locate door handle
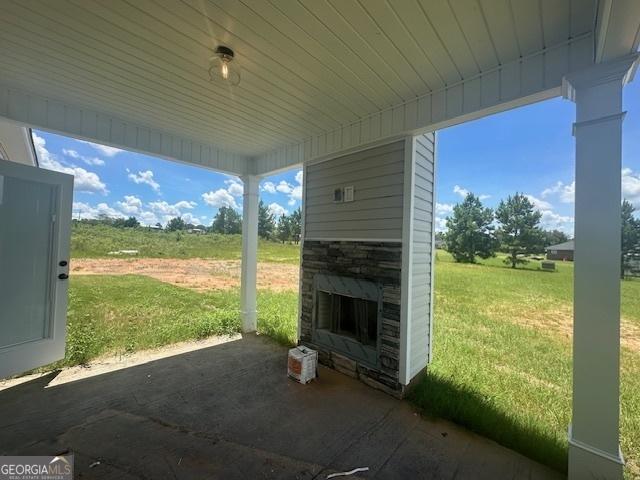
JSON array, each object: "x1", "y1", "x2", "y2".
[{"x1": 58, "y1": 273, "x2": 69, "y2": 280}]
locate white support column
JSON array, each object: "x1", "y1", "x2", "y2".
[
  {"x1": 562, "y1": 53, "x2": 638, "y2": 480},
  {"x1": 240, "y1": 174, "x2": 259, "y2": 333}
]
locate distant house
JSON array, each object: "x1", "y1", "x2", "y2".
[{"x1": 546, "y1": 240, "x2": 574, "y2": 261}]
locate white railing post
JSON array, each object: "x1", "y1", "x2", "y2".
[
  {"x1": 240, "y1": 174, "x2": 259, "y2": 333},
  {"x1": 562, "y1": 53, "x2": 638, "y2": 480}
]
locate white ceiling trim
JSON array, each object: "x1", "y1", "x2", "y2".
[
  {"x1": 0, "y1": 82, "x2": 249, "y2": 176},
  {"x1": 253, "y1": 33, "x2": 595, "y2": 176}
]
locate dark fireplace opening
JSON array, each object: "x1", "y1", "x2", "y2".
[
  {"x1": 312, "y1": 274, "x2": 382, "y2": 367},
  {"x1": 316, "y1": 291, "x2": 377, "y2": 346}
]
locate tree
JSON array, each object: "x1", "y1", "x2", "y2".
[
  {"x1": 495, "y1": 193, "x2": 544, "y2": 268},
  {"x1": 444, "y1": 193, "x2": 497, "y2": 263},
  {"x1": 258, "y1": 200, "x2": 275, "y2": 239},
  {"x1": 543, "y1": 229, "x2": 569, "y2": 247},
  {"x1": 276, "y1": 214, "x2": 291, "y2": 244},
  {"x1": 123, "y1": 216, "x2": 140, "y2": 228},
  {"x1": 166, "y1": 217, "x2": 186, "y2": 232},
  {"x1": 289, "y1": 207, "x2": 302, "y2": 244},
  {"x1": 621, "y1": 199, "x2": 640, "y2": 277},
  {"x1": 212, "y1": 206, "x2": 242, "y2": 234}
]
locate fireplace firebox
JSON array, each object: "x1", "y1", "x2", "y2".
[{"x1": 312, "y1": 274, "x2": 382, "y2": 368}]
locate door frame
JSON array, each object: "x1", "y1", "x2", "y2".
[{"x1": 0, "y1": 159, "x2": 73, "y2": 378}]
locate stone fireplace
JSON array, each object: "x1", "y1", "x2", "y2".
[
  {"x1": 300, "y1": 241, "x2": 402, "y2": 394},
  {"x1": 298, "y1": 136, "x2": 436, "y2": 397}
]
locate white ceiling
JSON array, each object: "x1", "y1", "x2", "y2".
[{"x1": 0, "y1": 0, "x2": 637, "y2": 165}]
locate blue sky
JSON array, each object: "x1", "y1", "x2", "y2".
[{"x1": 34, "y1": 80, "x2": 640, "y2": 234}]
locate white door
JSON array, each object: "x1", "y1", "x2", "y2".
[{"x1": 0, "y1": 159, "x2": 73, "y2": 379}]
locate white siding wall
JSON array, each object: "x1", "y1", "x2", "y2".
[
  {"x1": 408, "y1": 133, "x2": 436, "y2": 379},
  {"x1": 304, "y1": 141, "x2": 405, "y2": 241},
  {"x1": 0, "y1": 119, "x2": 36, "y2": 166}
]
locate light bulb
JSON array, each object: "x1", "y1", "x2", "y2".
[{"x1": 209, "y1": 45, "x2": 241, "y2": 86}]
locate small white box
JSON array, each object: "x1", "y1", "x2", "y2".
[
  {"x1": 287, "y1": 346, "x2": 318, "y2": 384},
  {"x1": 343, "y1": 185, "x2": 354, "y2": 202}
]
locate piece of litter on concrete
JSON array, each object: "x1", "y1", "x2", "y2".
[
  {"x1": 178, "y1": 457, "x2": 182, "y2": 466},
  {"x1": 89, "y1": 461, "x2": 100, "y2": 468},
  {"x1": 326, "y1": 467, "x2": 369, "y2": 478}
]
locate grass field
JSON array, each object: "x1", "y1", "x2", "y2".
[
  {"x1": 70, "y1": 223, "x2": 300, "y2": 264},
  {"x1": 59, "y1": 275, "x2": 297, "y2": 368},
  {"x1": 411, "y1": 251, "x2": 639, "y2": 476},
  {"x1": 56, "y1": 227, "x2": 639, "y2": 476}
]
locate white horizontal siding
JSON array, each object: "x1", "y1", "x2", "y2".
[
  {"x1": 304, "y1": 141, "x2": 404, "y2": 241},
  {"x1": 0, "y1": 83, "x2": 249, "y2": 175},
  {"x1": 254, "y1": 34, "x2": 594, "y2": 175},
  {"x1": 409, "y1": 133, "x2": 436, "y2": 380}
]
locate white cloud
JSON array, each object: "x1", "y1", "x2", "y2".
[
  {"x1": 434, "y1": 204, "x2": 455, "y2": 233},
  {"x1": 276, "y1": 180, "x2": 293, "y2": 194},
  {"x1": 81, "y1": 156, "x2": 105, "y2": 166},
  {"x1": 261, "y1": 181, "x2": 277, "y2": 194},
  {"x1": 225, "y1": 178, "x2": 244, "y2": 197},
  {"x1": 128, "y1": 170, "x2": 160, "y2": 192},
  {"x1": 289, "y1": 185, "x2": 303, "y2": 205},
  {"x1": 525, "y1": 194, "x2": 553, "y2": 211},
  {"x1": 541, "y1": 169, "x2": 640, "y2": 209},
  {"x1": 63, "y1": 148, "x2": 105, "y2": 166},
  {"x1": 202, "y1": 189, "x2": 239, "y2": 209},
  {"x1": 72, "y1": 201, "x2": 122, "y2": 219},
  {"x1": 173, "y1": 200, "x2": 197, "y2": 210},
  {"x1": 453, "y1": 184, "x2": 489, "y2": 200},
  {"x1": 62, "y1": 149, "x2": 80, "y2": 159},
  {"x1": 436, "y1": 203, "x2": 454, "y2": 216},
  {"x1": 115, "y1": 195, "x2": 143, "y2": 215},
  {"x1": 268, "y1": 202, "x2": 287, "y2": 218},
  {"x1": 541, "y1": 181, "x2": 575, "y2": 203},
  {"x1": 80, "y1": 141, "x2": 123, "y2": 157},
  {"x1": 73, "y1": 196, "x2": 200, "y2": 227},
  {"x1": 264, "y1": 173, "x2": 304, "y2": 206},
  {"x1": 453, "y1": 185, "x2": 468, "y2": 198},
  {"x1": 34, "y1": 133, "x2": 108, "y2": 195},
  {"x1": 539, "y1": 210, "x2": 574, "y2": 234},
  {"x1": 149, "y1": 200, "x2": 196, "y2": 217},
  {"x1": 435, "y1": 216, "x2": 448, "y2": 232},
  {"x1": 622, "y1": 168, "x2": 640, "y2": 208}
]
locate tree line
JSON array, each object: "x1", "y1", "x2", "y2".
[
  {"x1": 73, "y1": 201, "x2": 303, "y2": 244},
  {"x1": 442, "y1": 192, "x2": 640, "y2": 273}
]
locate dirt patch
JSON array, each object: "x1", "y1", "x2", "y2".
[
  {"x1": 484, "y1": 304, "x2": 640, "y2": 353},
  {"x1": 71, "y1": 258, "x2": 299, "y2": 292}
]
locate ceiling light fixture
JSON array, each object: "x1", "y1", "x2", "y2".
[{"x1": 209, "y1": 45, "x2": 241, "y2": 86}]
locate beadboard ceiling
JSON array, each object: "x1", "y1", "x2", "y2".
[{"x1": 0, "y1": 0, "x2": 604, "y2": 158}]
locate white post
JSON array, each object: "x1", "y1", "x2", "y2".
[
  {"x1": 240, "y1": 174, "x2": 259, "y2": 333},
  {"x1": 562, "y1": 53, "x2": 638, "y2": 480}
]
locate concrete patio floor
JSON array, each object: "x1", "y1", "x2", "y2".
[{"x1": 0, "y1": 335, "x2": 562, "y2": 479}]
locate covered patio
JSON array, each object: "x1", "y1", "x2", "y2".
[
  {"x1": 0, "y1": 334, "x2": 561, "y2": 479},
  {"x1": 1, "y1": 1, "x2": 639, "y2": 478}
]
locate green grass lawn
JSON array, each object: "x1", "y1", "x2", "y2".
[
  {"x1": 54, "y1": 275, "x2": 297, "y2": 369},
  {"x1": 70, "y1": 223, "x2": 300, "y2": 264},
  {"x1": 410, "y1": 251, "x2": 640, "y2": 477},
  {"x1": 56, "y1": 233, "x2": 639, "y2": 476}
]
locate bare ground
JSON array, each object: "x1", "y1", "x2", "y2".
[
  {"x1": 482, "y1": 304, "x2": 640, "y2": 353},
  {"x1": 71, "y1": 258, "x2": 299, "y2": 292},
  {"x1": 71, "y1": 258, "x2": 640, "y2": 352}
]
